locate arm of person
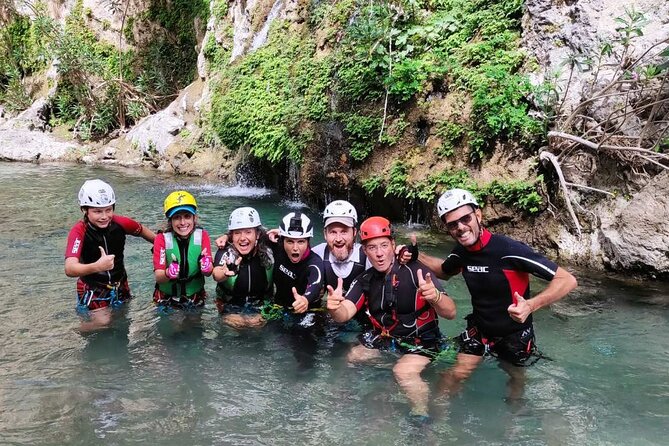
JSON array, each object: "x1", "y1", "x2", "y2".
[
  {"x1": 152, "y1": 233, "x2": 171, "y2": 284},
  {"x1": 326, "y1": 277, "x2": 358, "y2": 323},
  {"x1": 114, "y1": 215, "x2": 154, "y2": 243},
  {"x1": 64, "y1": 251, "x2": 113, "y2": 278},
  {"x1": 139, "y1": 225, "x2": 156, "y2": 243},
  {"x1": 520, "y1": 267, "x2": 578, "y2": 315},
  {"x1": 417, "y1": 252, "x2": 449, "y2": 279},
  {"x1": 199, "y1": 231, "x2": 214, "y2": 277},
  {"x1": 64, "y1": 222, "x2": 114, "y2": 277},
  {"x1": 212, "y1": 248, "x2": 229, "y2": 282},
  {"x1": 416, "y1": 267, "x2": 456, "y2": 320},
  {"x1": 506, "y1": 243, "x2": 578, "y2": 322}
]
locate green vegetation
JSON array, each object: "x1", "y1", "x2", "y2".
[
  {"x1": 326, "y1": 0, "x2": 542, "y2": 160},
  {"x1": 0, "y1": 0, "x2": 208, "y2": 139},
  {"x1": 365, "y1": 161, "x2": 543, "y2": 214},
  {"x1": 435, "y1": 120, "x2": 465, "y2": 157},
  {"x1": 0, "y1": 9, "x2": 49, "y2": 112},
  {"x1": 208, "y1": 23, "x2": 331, "y2": 163}
]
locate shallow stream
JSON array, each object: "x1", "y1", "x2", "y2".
[{"x1": 0, "y1": 162, "x2": 667, "y2": 445}]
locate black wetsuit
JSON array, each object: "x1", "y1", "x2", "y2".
[
  {"x1": 214, "y1": 246, "x2": 273, "y2": 310},
  {"x1": 270, "y1": 241, "x2": 324, "y2": 309},
  {"x1": 441, "y1": 229, "x2": 558, "y2": 364},
  {"x1": 346, "y1": 260, "x2": 444, "y2": 348}
]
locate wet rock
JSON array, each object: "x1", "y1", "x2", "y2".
[
  {"x1": 600, "y1": 171, "x2": 669, "y2": 275},
  {"x1": 0, "y1": 128, "x2": 82, "y2": 161},
  {"x1": 3, "y1": 98, "x2": 51, "y2": 132}
]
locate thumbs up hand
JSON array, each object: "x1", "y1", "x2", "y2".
[
  {"x1": 326, "y1": 277, "x2": 345, "y2": 312},
  {"x1": 166, "y1": 254, "x2": 180, "y2": 279},
  {"x1": 508, "y1": 292, "x2": 532, "y2": 323},
  {"x1": 417, "y1": 268, "x2": 440, "y2": 304},
  {"x1": 96, "y1": 246, "x2": 115, "y2": 272},
  {"x1": 291, "y1": 287, "x2": 309, "y2": 314}
]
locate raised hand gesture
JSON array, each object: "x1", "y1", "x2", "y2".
[
  {"x1": 291, "y1": 287, "x2": 309, "y2": 314},
  {"x1": 417, "y1": 268, "x2": 440, "y2": 304},
  {"x1": 96, "y1": 246, "x2": 115, "y2": 272},
  {"x1": 508, "y1": 292, "x2": 532, "y2": 323},
  {"x1": 326, "y1": 277, "x2": 345, "y2": 312}
]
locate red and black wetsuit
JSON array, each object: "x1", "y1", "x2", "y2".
[
  {"x1": 441, "y1": 229, "x2": 558, "y2": 364},
  {"x1": 65, "y1": 215, "x2": 143, "y2": 309},
  {"x1": 345, "y1": 261, "x2": 444, "y2": 351}
]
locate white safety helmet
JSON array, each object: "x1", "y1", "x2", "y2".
[
  {"x1": 228, "y1": 207, "x2": 262, "y2": 231},
  {"x1": 323, "y1": 200, "x2": 357, "y2": 228},
  {"x1": 437, "y1": 188, "x2": 478, "y2": 218},
  {"x1": 278, "y1": 212, "x2": 313, "y2": 238},
  {"x1": 78, "y1": 179, "x2": 116, "y2": 207}
]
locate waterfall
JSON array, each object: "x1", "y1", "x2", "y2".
[
  {"x1": 230, "y1": 0, "x2": 259, "y2": 61},
  {"x1": 230, "y1": 0, "x2": 286, "y2": 62},
  {"x1": 250, "y1": 0, "x2": 284, "y2": 51}
]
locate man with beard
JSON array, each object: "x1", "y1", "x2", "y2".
[{"x1": 312, "y1": 200, "x2": 370, "y2": 294}]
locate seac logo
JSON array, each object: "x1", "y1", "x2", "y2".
[
  {"x1": 72, "y1": 238, "x2": 81, "y2": 254},
  {"x1": 467, "y1": 265, "x2": 489, "y2": 273},
  {"x1": 279, "y1": 264, "x2": 296, "y2": 279}
]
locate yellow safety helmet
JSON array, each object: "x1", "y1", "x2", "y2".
[{"x1": 164, "y1": 191, "x2": 198, "y2": 218}]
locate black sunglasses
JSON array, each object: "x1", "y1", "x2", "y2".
[{"x1": 445, "y1": 212, "x2": 475, "y2": 232}]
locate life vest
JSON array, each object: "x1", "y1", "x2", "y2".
[
  {"x1": 157, "y1": 228, "x2": 205, "y2": 297},
  {"x1": 322, "y1": 244, "x2": 367, "y2": 291}
]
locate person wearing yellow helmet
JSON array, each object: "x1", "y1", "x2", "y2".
[
  {"x1": 65, "y1": 179, "x2": 155, "y2": 331},
  {"x1": 152, "y1": 191, "x2": 214, "y2": 310}
]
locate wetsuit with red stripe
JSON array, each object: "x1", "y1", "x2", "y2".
[
  {"x1": 65, "y1": 215, "x2": 143, "y2": 309},
  {"x1": 345, "y1": 261, "x2": 444, "y2": 343},
  {"x1": 440, "y1": 229, "x2": 557, "y2": 337}
]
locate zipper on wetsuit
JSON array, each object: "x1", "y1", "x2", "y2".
[{"x1": 103, "y1": 234, "x2": 111, "y2": 283}]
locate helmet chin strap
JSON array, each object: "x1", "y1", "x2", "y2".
[{"x1": 465, "y1": 218, "x2": 488, "y2": 252}]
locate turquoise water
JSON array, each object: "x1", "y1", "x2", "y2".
[{"x1": 0, "y1": 161, "x2": 667, "y2": 445}]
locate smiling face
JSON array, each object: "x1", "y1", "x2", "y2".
[
  {"x1": 170, "y1": 211, "x2": 196, "y2": 238},
  {"x1": 443, "y1": 205, "x2": 482, "y2": 247},
  {"x1": 84, "y1": 205, "x2": 114, "y2": 229},
  {"x1": 283, "y1": 237, "x2": 309, "y2": 263},
  {"x1": 324, "y1": 223, "x2": 356, "y2": 261},
  {"x1": 231, "y1": 228, "x2": 258, "y2": 256},
  {"x1": 362, "y1": 236, "x2": 395, "y2": 273}
]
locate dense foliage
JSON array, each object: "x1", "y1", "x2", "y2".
[{"x1": 0, "y1": 0, "x2": 208, "y2": 139}]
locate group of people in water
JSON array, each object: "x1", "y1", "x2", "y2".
[{"x1": 65, "y1": 179, "x2": 578, "y2": 419}]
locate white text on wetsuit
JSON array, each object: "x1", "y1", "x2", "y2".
[
  {"x1": 279, "y1": 264, "x2": 296, "y2": 279},
  {"x1": 467, "y1": 265, "x2": 489, "y2": 273}
]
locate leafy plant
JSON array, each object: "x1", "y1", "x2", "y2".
[{"x1": 208, "y1": 23, "x2": 332, "y2": 164}]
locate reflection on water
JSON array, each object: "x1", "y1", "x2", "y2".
[{"x1": 1, "y1": 161, "x2": 668, "y2": 445}]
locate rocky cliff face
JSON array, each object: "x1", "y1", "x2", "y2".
[{"x1": 1, "y1": 0, "x2": 668, "y2": 276}]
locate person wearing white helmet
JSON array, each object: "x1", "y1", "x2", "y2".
[
  {"x1": 64, "y1": 179, "x2": 155, "y2": 329},
  {"x1": 415, "y1": 188, "x2": 577, "y2": 399},
  {"x1": 270, "y1": 211, "x2": 324, "y2": 314},
  {"x1": 212, "y1": 207, "x2": 274, "y2": 328},
  {"x1": 312, "y1": 200, "x2": 370, "y2": 292}
]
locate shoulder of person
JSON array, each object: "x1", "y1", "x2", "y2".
[{"x1": 311, "y1": 242, "x2": 326, "y2": 258}]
